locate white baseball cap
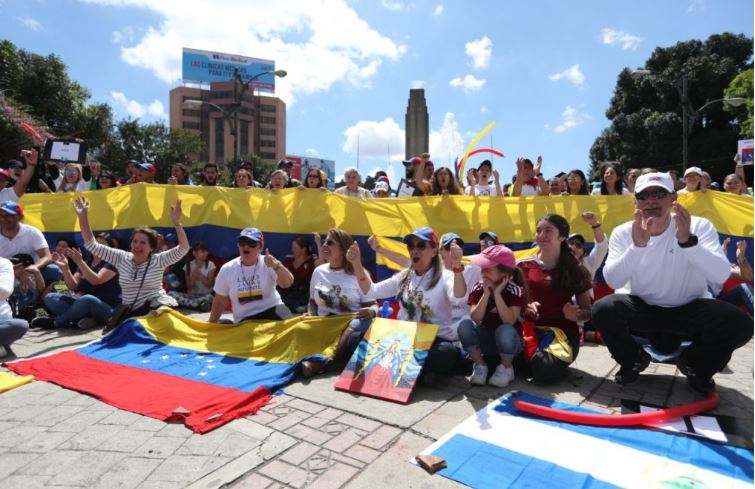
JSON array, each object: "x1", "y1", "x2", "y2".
[
  {"x1": 683, "y1": 166, "x2": 703, "y2": 178},
  {"x1": 634, "y1": 172, "x2": 675, "y2": 194}
]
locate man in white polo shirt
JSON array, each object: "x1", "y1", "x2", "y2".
[
  {"x1": 591, "y1": 172, "x2": 752, "y2": 395},
  {"x1": 0, "y1": 201, "x2": 61, "y2": 287}
]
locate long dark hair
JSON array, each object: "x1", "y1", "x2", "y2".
[
  {"x1": 539, "y1": 214, "x2": 592, "y2": 295},
  {"x1": 431, "y1": 166, "x2": 462, "y2": 195},
  {"x1": 304, "y1": 168, "x2": 325, "y2": 188},
  {"x1": 598, "y1": 163, "x2": 625, "y2": 195},
  {"x1": 567, "y1": 169, "x2": 589, "y2": 195},
  {"x1": 496, "y1": 264, "x2": 529, "y2": 303},
  {"x1": 397, "y1": 245, "x2": 443, "y2": 295},
  {"x1": 326, "y1": 228, "x2": 356, "y2": 275}
]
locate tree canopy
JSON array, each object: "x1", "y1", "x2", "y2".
[
  {"x1": 590, "y1": 33, "x2": 753, "y2": 182},
  {"x1": 724, "y1": 68, "x2": 754, "y2": 138}
]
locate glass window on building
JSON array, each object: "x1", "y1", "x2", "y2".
[{"x1": 240, "y1": 121, "x2": 249, "y2": 157}]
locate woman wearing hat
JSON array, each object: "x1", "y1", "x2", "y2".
[
  {"x1": 458, "y1": 245, "x2": 529, "y2": 387},
  {"x1": 209, "y1": 228, "x2": 294, "y2": 323},
  {"x1": 73, "y1": 196, "x2": 189, "y2": 329},
  {"x1": 368, "y1": 227, "x2": 468, "y2": 376},
  {"x1": 677, "y1": 167, "x2": 704, "y2": 194},
  {"x1": 518, "y1": 214, "x2": 593, "y2": 382}
]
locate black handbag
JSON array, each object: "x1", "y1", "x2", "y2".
[{"x1": 103, "y1": 256, "x2": 151, "y2": 335}]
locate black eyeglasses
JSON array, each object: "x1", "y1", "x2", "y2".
[
  {"x1": 238, "y1": 239, "x2": 260, "y2": 248},
  {"x1": 407, "y1": 241, "x2": 432, "y2": 251},
  {"x1": 636, "y1": 189, "x2": 670, "y2": 201},
  {"x1": 323, "y1": 239, "x2": 337, "y2": 246}
]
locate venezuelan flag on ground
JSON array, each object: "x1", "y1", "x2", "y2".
[{"x1": 5, "y1": 309, "x2": 351, "y2": 433}]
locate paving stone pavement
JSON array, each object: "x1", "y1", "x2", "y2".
[{"x1": 1, "y1": 315, "x2": 752, "y2": 489}]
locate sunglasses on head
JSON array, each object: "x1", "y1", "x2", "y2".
[
  {"x1": 238, "y1": 239, "x2": 260, "y2": 248},
  {"x1": 636, "y1": 189, "x2": 670, "y2": 201},
  {"x1": 407, "y1": 241, "x2": 432, "y2": 251}
]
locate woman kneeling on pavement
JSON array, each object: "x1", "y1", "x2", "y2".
[
  {"x1": 367, "y1": 227, "x2": 467, "y2": 378},
  {"x1": 33, "y1": 233, "x2": 121, "y2": 330},
  {"x1": 302, "y1": 228, "x2": 377, "y2": 377},
  {"x1": 73, "y1": 197, "x2": 190, "y2": 329},
  {"x1": 208, "y1": 228, "x2": 294, "y2": 323},
  {"x1": 517, "y1": 214, "x2": 592, "y2": 383}
]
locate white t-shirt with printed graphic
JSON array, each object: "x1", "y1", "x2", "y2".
[
  {"x1": 214, "y1": 257, "x2": 283, "y2": 323},
  {"x1": 309, "y1": 264, "x2": 372, "y2": 316},
  {"x1": 370, "y1": 268, "x2": 458, "y2": 340}
]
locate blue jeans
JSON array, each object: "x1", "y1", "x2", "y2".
[
  {"x1": 44, "y1": 293, "x2": 113, "y2": 327},
  {"x1": 0, "y1": 318, "x2": 29, "y2": 349},
  {"x1": 457, "y1": 319, "x2": 523, "y2": 362},
  {"x1": 720, "y1": 283, "x2": 754, "y2": 316},
  {"x1": 41, "y1": 264, "x2": 63, "y2": 288},
  {"x1": 344, "y1": 317, "x2": 373, "y2": 357}
]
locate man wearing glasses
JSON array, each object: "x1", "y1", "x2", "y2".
[{"x1": 591, "y1": 172, "x2": 752, "y2": 394}]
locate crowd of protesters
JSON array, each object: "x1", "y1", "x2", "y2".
[{"x1": 0, "y1": 147, "x2": 751, "y2": 396}]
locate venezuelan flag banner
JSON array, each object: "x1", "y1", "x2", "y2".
[
  {"x1": 19, "y1": 185, "x2": 753, "y2": 272},
  {"x1": 5, "y1": 308, "x2": 351, "y2": 433},
  {"x1": 419, "y1": 392, "x2": 753, "y2": 489}
]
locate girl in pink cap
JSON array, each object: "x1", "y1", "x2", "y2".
[{"x1": 457, "y1": 245, "x2": 528, "y2": 387}]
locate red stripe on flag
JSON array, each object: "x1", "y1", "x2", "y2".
[{"x1": 6, "y1": 351, "x2": 272, "y2": 433}]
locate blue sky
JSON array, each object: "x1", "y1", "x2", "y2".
[{"x1": 3, "y1": 0, "x2": 753, "y2": 183}]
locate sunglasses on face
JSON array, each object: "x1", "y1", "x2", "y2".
[
  {"x1": 636, "y1": 189, "x2": 670, "y2": 201},
  {"x1": 323, "y1": 239, "x2": 337, "y2": 246},
  {"x1": 479, "y1": 239, "x2": 495, "y2": 247},
  {"x1": 566, "y1": 176, "x2": 580, "y2": 182},
  {"x1": 568, "y1": 241, "x2": 585, "y2": 249},
  {"x1": 64, "y1": 169, "x2": 79, "y2": 175},
  {"x1": 238, "y1": 239, "x2": 260, "y2": 248},
  {"x1": 406, "y1": 241, "x2": 432, "y2": 251}
]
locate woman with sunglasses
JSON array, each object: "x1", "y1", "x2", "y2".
[
  {"x1": 302, "y1": 229, "x2": 376, "y2": 377},
  {"x1": 368, "y1": 227, "x2": 468, "y2": 377},
  {"x1": 209, "y1": 228, "x2": 294, "y2": 323},
  {"x1": 519, "y1": 214, "x2": 593, "y2": 383},
  {"x1": 563, "y1": 169, "x2": 589, "y2": 195},
  {"x1": 299, "y1": 168, "x2": 329, "y2": 191},
  {"x1": 431, "y1": 167, "x2": 462, "y2": 195},
  {"x1": 73, "y1": 196, "x2": 190, "y2": 326},
  {"x1": 55, "y1": 163, "x2": 91, "y2": 193},
  {"x1": 591, "y1": 163, "x2": 629, "y2": 196},
  {"x1": 96, "y1": 171, "x2": 117, "y2": 190}
]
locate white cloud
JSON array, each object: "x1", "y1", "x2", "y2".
[
  {"x1": 85, "y1": 0, "x2": 406, "y2": 106},
  {"x1": 109, "y1": 91, "x2": 167, "y2": 120},
  {"x1": 342, "y1": 117, "x2": 405, "y2": 161},
  {"x1": 480, "y1": 106, "x2": 488, "y2": 113},
  {"x1": 341, "y1": 112, "x2": 464, "y2": 168},
  {"x1": 429, "y1": 112, "x2": 464, "y2": 166},
  {"x1": 18, "y1": 17, "x2": 43, "y2": 31},
  {"x1": 548, "y1": 64, "x2": 585, "y2": 86},
  {"x1": 305, "y1": 148, "x2": 319, "y2": 156},
  {"x1": 410, "y1": 80, "x2": 425, "y2": 89},
  {"x1": 601, "y1": 28, "x2": 643, "y2": 51},
  {"x1": 112, "y1": 26, "x2": 136, "y2": 44},
  {"x1": 687, "y1": 0, "x2": 705, "y2": 13},
  {"x1": 433, "y1": 4, "x2": 444, "y2": 16},
  {"x1": 381, "y1": 0, "x2": 415, "y2": 11},
  {"x1": 449, "y1": 74, "x2": 486, "y2": 92},
  {"x1": 465, "y1": 36, "x2": 492, "y2": 69},
  {"x1": 551, "y1": 105, "x2": 591, "y2": 133}
]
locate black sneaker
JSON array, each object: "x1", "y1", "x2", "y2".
[
  {"x1": 30, "y1": 316, "x2": 56, "y2": 330},
  {"x1": 686, "y1": 374, "x2": 716, "y2": 395},
  {"x1": 614, "y1": 350, "x2": 651, "y2": 385}
]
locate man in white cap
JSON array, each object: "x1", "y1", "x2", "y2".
[{"x1": 591, "y1": 172, "x2": 752, "y2": 394}]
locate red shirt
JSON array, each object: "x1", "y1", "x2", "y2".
[
  {"x1": 518, "y1": 257, "x2": 585, "y2": 337},
  {"x1": 282, "y1": 255, "x2": 315, "y2": 288},
  {"x1": 468, "y1": 281, "x2": 527, "y2": 329}
]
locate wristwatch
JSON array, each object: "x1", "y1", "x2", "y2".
[{"x1": 678, "y1": 234, "x2": 698, "y2": 248}]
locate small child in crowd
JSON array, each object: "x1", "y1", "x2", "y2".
[{"x1": 168, "y1": 242, "x2": 216, "y2": 311}]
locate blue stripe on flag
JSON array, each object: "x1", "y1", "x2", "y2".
[
  {"x1": 79, "y1": 321, "x2": 300, "y2": 394},
  {"x1": 495, "y1": 393, "x2": 754, "y2": 483},
  {"x1": 433, "y1": 433, "x2": 619, "y2": 489}
]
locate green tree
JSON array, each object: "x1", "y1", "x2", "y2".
[
  {"x1": 590, "y1": 33, "x2": 753, "y2": 181},
  {"x1": 236, "y1": 154, "x2": 274, "y2": 185},
  {"x1": 724, "y1": 68, "x2": 754, "y2": 138},
  {"x1": 0, "y1": 39, "x2": 114, "y2": 159}
]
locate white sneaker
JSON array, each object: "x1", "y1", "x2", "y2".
[
  {"x1": 468, "y1": 364, "x2": 488, "y2": 385},
  {"x1": 488, "y1": 365, "x2": 514, "y2": 387}
]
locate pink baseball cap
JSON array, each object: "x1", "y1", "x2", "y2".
[{"x1": 470, "y1": 245, "x2": 515, "y2": 270}]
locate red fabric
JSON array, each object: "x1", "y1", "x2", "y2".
[
  {"x1": 282, "y1": 255, "x2": 316, "y2": 288},
  {"x1": 518, "y1": 259, "x2": 581, "y2": 337},
  {"x1": 6, "y1": 351, "x2": 272, "y2": 434},
  {"x1": 721, "y1": 276, "x2": 746, "y2": 295},
  {"x1": 467, "y1": 281, "x2": 527, "y2": 329},
  {"x1": 593, "y1": 283, "x2": 614, "y2": 301},
  {"x1": 521, "y1": 320, "x2": 539, "y2": 360}
]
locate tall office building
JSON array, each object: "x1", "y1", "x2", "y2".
[
  {"x1": 169, "y1": 80, "x2": 286, "y2": 166},
  {"x1": 405, "y1": 89, "x2": 429, "y2": 159}
]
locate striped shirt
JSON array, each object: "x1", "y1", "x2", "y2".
[{"x1": 85, "y1": 239, "x2": 189, "y2": 308}]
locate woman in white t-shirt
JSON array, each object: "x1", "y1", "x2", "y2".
[
  {"x1": 302, "y1": 228, "x2": 376, "y2": 377},
  {"x1": 591, "y1": 163, "x2": 630, "y2": 196},
  {"x1": 464, "y1": 160, "x2": 503, "y2": 196},
  {"x1": 209, "y1": 228, "x2": 294, "y2": 323},
  {"x1": 368, "y1": 227, "x2": 468, "y2": 377},
  {"x1": 169, "y1": 242, "x2": 216, "y2": 311}
]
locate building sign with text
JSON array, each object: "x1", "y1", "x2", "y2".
[
  {"x1": 182, "y1": 48, "x2": 276, "y2": 92},
  {"x1": 286, "y1": 156, "x2": 336, "y2": 190}
]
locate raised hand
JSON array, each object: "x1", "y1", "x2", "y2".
[
  {"x1": 631, "y1": 209, "x2": 652, "y2": 248},
  {"x1": 466, "y1": 168, "x2": 477, "y2": 186},
  {"x1": 263, "y1": 249, "x2": 279, "y2": 269},
  {"x1": 721, "y1": 237, "x2": 731, "y2": 256},
  {"x1": 63, "y1": 247, "x2": 84, "y2": 264},
  {"x1": 345, "y1": 242, "x2": 362, "y2": 264},
  {"x1": 313, "y1": 232, "x2": 322, "y2": 249},
  {"x1": 170, "y1": 199, "x2": 183, "y2": 225},
  {"x1": 492, "y1": 169, "x2": 500, "y2": 183},
  {"x1": 581, "y1": 211, "x2": 599, "y2": 227},
  {"x1": 515, "y1": 158, "x2": 524, "y2": 177},
  {"x1": 367, "y1": 235, "x2": 378, "y2": 251},
  {"x1": 167, "y1": 176, "x2": 178, "y2": 185},
  {"x1": 534, "y1": 155, "x2": 543, "y2": 175},
  {"x1": 736, "y1": 240, "x2": 747, "y2": 262},
  {"x1": 448, "y1": 241, "x2": 463, "y2": 267},
  {"x1": 51, "y1": 252, "x2": 68, "y2": 269},
  {"x1": 73, "y1": 196, "x2": 89, "y2": 216},
  {"x1": 671, "y1": 201, "x2": 691, "y2": 243}
]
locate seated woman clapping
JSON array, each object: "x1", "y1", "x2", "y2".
[
  {"x1": 73, "y1": 196, "x2": 190, "y2": 329},
  {"x1": 36, "y1": 235, "x2": 121, "y2": 330}
]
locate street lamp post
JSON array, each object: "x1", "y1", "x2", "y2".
[
  {"x1": 184, "y1": 68, "x2": 287, "y2": 169},
  {"x1": 632, "y1": 69, "x2": 746, "y2": 171}
]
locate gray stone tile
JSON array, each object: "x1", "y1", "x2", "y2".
[
  {"x1": 226, "y1": 418, "x2": 274, "y2": 441},
  {"x1": 322, "y1": 429, "x2": 362, "y2": 453},
  {"x1": 344, "y1": 443, "x2": 381, "y2": 463},
  {"x1": 258, "y1": 460, "x2": 309, "y2": 488},
  {"x1": 14, "y1": 430, "x2": 75, "y2": 453},
  {"x1": 51, "y1": 451, "x2": 125, "y2": 486},
  {"x1": 132, "y1": 436, "x2": 186, "y2": 458},
  {"x1": 14, "y1": 450, "x2": 86, "y2": 476},
  {"x1": 279, "y1": 441, "x2": 321, "y2": 465},
  {"x1": 129, "y1": 415, "x2": 168, "y2": 432},
  {"x1": 99, "y1": 409, "x2": 150, "y2": 426},
  {"x1": 97, "y1": 429, "x2": 155, "y2": 452},
  {"x1": 285, "y1": 423, "x2": 334, "y2": 445},
  {"x1": 48, "y1": 408, "x2": 111, "y2": 432},
  {"x1": 1, "y1": 475, "x2": 53, "y2": 489},
  {"x1": 155, "y1": 423, "x2": 194, "y2": 438},
  {"x1": 57, "y1": 424, "x2": 125, "y2": 451},
  {"x1": 0, "y1": 425, "x2": 47, "y2": 448},
  {"x1": 138, "y1": 481, "x2": 188, "y2": 489},
  {"x1": 176, "y1": 430, "x2": 229, "y2": 456},
  {"x1": 335, "y1": 413, "x2": 381, "y2": 432},
  {"x1": 147, "y1": 455, "x2": 210, "y2": 482},
  {"x1": 231, "y1": 473, "x2": 275, "y2": 489},
  {"x1": 286, "y1": 398, "x2": 325, "y2": 414},
  {"x1": 0, "y1": 452, "x2": 43, "y2": 478},
  {"x1": 308, "y1": 462, "x2": 359, "y2": 489},
  {"x1": 267, "y1": 410, "x2": 308, "y2": 431},
  {"x1": 258, "y1": 432, "x2": 297, "y2": 460},
  {"x1": 213, "y1": 432, "x2": 262, "y2": 458},
  {"x1": 91, "y1": 457, "x2": 162, "y2": 489}
]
